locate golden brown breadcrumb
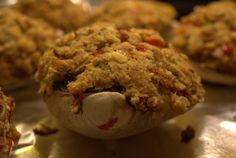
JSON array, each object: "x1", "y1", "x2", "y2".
[
  {"x1": 92, "y1": 0, "x2": 177, "y2": 37},
  {"x1": 14, "y1": 0, "x2": 92, "y2": 32},
  {"x1": 36, "y1": 23, "x2": 204, "y2": 113},
  {"x1": 171, "y1": 1, "x2": 236, "y2": 74},
  {"x1": 0, "y1": 89, "x2": 20, "y2": 158},
  {"x1": 0, "y1": 9, "x2": 57, "y2": 87}
]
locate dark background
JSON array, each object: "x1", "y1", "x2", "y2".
[{"x1": 164, "y1": 0, "x2": 221, "y2": 16}]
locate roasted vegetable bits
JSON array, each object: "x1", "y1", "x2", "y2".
[{"x1": 0, "y1": 89, "x2": 20, "y2": 158}]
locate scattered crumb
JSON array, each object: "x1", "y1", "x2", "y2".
[
  {"x1": 33, "y1": 124, "x2": 59, "y2": 136},
  {"x1": 181, "y1": 125, "x2": 195, "y2": 143}
]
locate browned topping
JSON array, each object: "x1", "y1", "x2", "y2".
[
  {"x1": 171, "y1": 1, "x2": 236, "y2": 74},
  {"x1": 0, "y1": 9, "x2": 57, "y2": 87},
  {"x1": 92, "y1": 0, "x2": 177, "y2": 37},
  {"x1": 36, "y1": 23, "x2": 204, "y2": 113},
  {"x1": 14, "y1": 0, "x2": 92, "y2": 32},
  {"x1": 33, "y1": 124, "x2": 58, "y2": 136},
  {"x1": 181, "y1": 125, "x2": 195, "y2": 143},
  {"x1": 0, "y1": 89, "x2": 20, "y2": 157}
]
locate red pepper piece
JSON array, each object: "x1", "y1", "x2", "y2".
[
  {"x1": 183, "y1": 19, "x2": 202, "y2": 26},
  {"x1": 145, "y1": 39, "x2": 167, "y2": 48},
  {"x1": 78, "y1": 92, "x2": 85, "y2": 100},
  {"x1": 7, "y1": 139, "x2": 13, "y2": 156},
  {"x1": 8, "y1": 98, "x2": 15, "y2": 109},
  {"x1": 94, "y1": 48, "x2": 103, "y2": 56},
  {"x1": 223, "y1": 45, "x2": 234, "y2": 55},
  {"x1": 136, "y1": 44, "x2": 146, "y2": 51},
  {"x1": 192, "y1": 21, "x2": 202, "y2": 26},
  {"x1": 98, "y1": 117, "x2": 118, "y2": 130},
  {"x1": 230, "y1": 26, "x2": 236, "y2": 31},
  {"x1": 120, "y1": 32, "x2": 129, "y2": 42}
]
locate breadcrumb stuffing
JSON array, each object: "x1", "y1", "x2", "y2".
[
  {"x1": 14, "y1": 0, "x2": 92, "y2": 32},
  {"x1": 36, "y1": 23, "x2": 204, "y2": 113},
  {"x1": 171, "y1": 1, "x2": 236, "y2": 74},
  {"x1": 0, "y1": 89, "x2": 20, "y2": 158},
  {"x1": 92, "y1": 0, "x2": 177, "y2": 37},
  {"x1": 0, "y1": 9, "x2": 57, "y2": 86}
]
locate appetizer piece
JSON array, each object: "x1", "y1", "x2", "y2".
[
  {"x1": 0, "y1": 9, "x2": 57, "y2": 88},
  {"x1": 14, "y1": 0, "x2": 92, "y2": 32},
  {"x1": 92, "y1": 0, "x2": 177, "y2": 38},
  {"x1": 0, "y1": 89, "x2": 20, "y2": 158},
  {"x1": 171, "y1": 1, "x2": 236, "y2": 85},
  {"x1": 36, "y1": 23, "x2": 204, "y2": 139}
]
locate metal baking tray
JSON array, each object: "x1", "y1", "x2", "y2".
[
  {"x1": 1, "y1": 0, "x2": 236, "y2": 157},
  {"x1": 8, "y1": 83, "x2": 236, "y2": 158}
]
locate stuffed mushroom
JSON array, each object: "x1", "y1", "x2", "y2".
[
  {"x1": 36, "y1": 23, "x2": 204, "y2": 139},
  {"x1": 92, "y1": 0, "x2": 177, "y2": 39},
  {"x1": 171, "y1": 1, "x2": 236, "y2": 85},
  {"x1": 14, "y1": 0, "x2": 92, "y2": 32},
  {"x1": 0, "y1": 89, "x2": 20, "y2": 158},
  {"x1": 0, "y1": 9, "x2": 57, "y2": 88}
]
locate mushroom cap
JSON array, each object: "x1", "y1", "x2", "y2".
[
  {"x1": 92, "y1": 0, "x2": 177, "y2": 37},
  {"x1": 14, "y1": 0, "x2": 92, "y2": 32},
  {"x1": 0, "y1": 89, "x2": 20, "y2": 156},
  {"x1": 0, "y1": 9, "x2": 57, "y2": 87},
  {"x1": 171, "y1": 1, "x2": 236, "y2": 76}
]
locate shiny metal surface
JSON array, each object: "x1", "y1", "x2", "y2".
[
  {"x1": 0, "y1": 0, "x2": 235, "y2": 157},
  {"x1": 7, "y1": 84, "x2": 236, "y2": 158}
]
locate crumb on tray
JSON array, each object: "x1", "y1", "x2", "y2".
[
  {"x1": 181, "y1": 125, "x2": 195, "y2": 143},
  {"x1": 33, "y1": 124, "x2": 59, "y2": 136}
]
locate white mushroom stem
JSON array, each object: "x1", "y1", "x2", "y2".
[
  {"x1": 192, "y1": 62, "x2": 236, "y2": 86},
  {"x1": 45, "y1": 91, "x2": 175, "y2": 139}
]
